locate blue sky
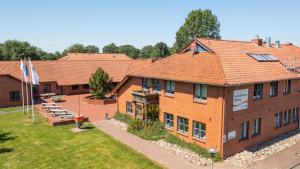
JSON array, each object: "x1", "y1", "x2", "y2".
[{"x1": 0, "y1": 0, "x2": 299, "y2": 52}]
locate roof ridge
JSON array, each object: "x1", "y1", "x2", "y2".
[{"x1": 199, "y1": 38, "x2": 251, "y2": 44}]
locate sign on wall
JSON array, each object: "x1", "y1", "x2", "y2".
[
  {"x1": 233, "y1": 89, "x2": 248, "y2": 112},
  {"x1": 227, "y1": 131, "x2": 236, "y2": 141}
]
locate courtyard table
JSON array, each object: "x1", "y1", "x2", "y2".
[
  {"x1": 41, "y1": 103, "x2": 56, "y2": 109},
  {"x1": 40, "y1": 93, "x2": 56, "y2": 99},
  {"x1": 49, "y1": 109, "x2": 68, "y2": 116},
  {"x1": 51, "y1": 96, "x2": 63, "y2": 102},
  {"x1": 44, "y1": 105, "x2": 61, "y2": 112}
]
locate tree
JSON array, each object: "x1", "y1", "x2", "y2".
[
  {"x1": 89, "y1": 68, "x2": 113, "y2": 99},
  {"x1": 62, "y1": 43, "x2": 99, "y2": 56},
  {"x1": 174, "y1": 9, "x2": 221, "y2": 52},
  {"x1": 0, "y1": 40, "x2": 43, "y2": 60},
  {"x1": 118, "y1": 45, "x2": 140, "y2": 59},
  {"x1": 152, "y1": 42, "x2": 170, "y2": 58},
  {"x1": 102, "y1": 43, "x2": 119, "y2": 53},
  {"x1": 139, "y1": 45, "x2": 153, "y2": 58}
]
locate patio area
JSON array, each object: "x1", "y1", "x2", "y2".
[{"x1": 35, "y1": 94, "x2": 117, "y2": 123}]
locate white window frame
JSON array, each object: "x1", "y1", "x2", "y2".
[
  {"x1": 142, "y1": 78, "x2": 150, "y2": 90},
  {"x1": 165, "y1": 80, "x2": 175, "y2": 95},
  {"x1": 193, "y1": 121, "x2": 206, "y2": 141},
  {"x1": 126, "y1": 102, "x2": 133, "y2": 114},
  {"x1": 177, "y1": 116, "x2": 188, "y2": 133},
  {"x1": 252, "y1": 118, "x2": 261, "y2": 136},
  {"x1": 164, "y1": 113, "x2": 174, "y2": 128}
]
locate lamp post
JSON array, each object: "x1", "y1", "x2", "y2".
[{"x1": 208, "y1": 148, "x2": 217, "y2": 169}]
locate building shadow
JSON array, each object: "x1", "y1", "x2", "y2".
[{"x1": 248, "y1": 130, "x2": 300, "y2": 153}]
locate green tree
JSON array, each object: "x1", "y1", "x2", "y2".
[
  {"x1": 86, "y1": 45, "x2": 100, "y2": 53},
  {"x1": 139, "y1": 45, "x2": 153, "y2": 58},
  {"x1": 118, "y1": 45, "x2": 140, "y2": 59},
  {"x1": 174, "y1": 9, "x2": 221, "y2": 52},
  {"x1": 0, "y1": 40, "x2": 43, "y2": 60},
  {"x1": 152, "y1": 42, "x2": 170, "y2": 58},
  {"x1": 62, "y1": 43, "x2": 99, "y2": 56},
  {"x1": 89, "y1": 68, "x2": 113, "y2": 99},
  {"x1": 102, "y1": 43, "x2": 119, "y2": 53}
]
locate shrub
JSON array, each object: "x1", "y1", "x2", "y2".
[
  {"x1": 113, "y1": 112, "x2": 132, "y2": 124},
  {"x1": 128, "y1": 119, "x2": 144, "y2": 132},
  {"x1": 89, "y1": 68, "x2": 113, "y2": 99}
]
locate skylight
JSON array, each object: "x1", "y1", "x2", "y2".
[{"x1": 247, "y1": 53, "x2": 279, "y2": 62}]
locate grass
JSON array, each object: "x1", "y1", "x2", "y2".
[
  {"x1": 0, "y1": 108, "x2": 162, "y2": 169},
  {"x1": 114, "y1": 112, "x2": 221, "y2": 161}
]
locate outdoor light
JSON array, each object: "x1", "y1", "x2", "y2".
[{"x1": 208, "y1": 148, "x2": 218, "y2": 169}]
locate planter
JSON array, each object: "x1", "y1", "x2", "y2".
[
  {"x1": 83, "y1": 95, "x2": 116, "y2": 105},
  {"x1": 74, "y1": 115, "x2": 84, "y2": 128}
]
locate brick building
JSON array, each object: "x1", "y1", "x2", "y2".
[
  {"x1": 113, "y1": 38, "x2": 300, "y2": 158},
  {"x1": 0, "y1": 56, "x2": 152, "y2": 108}
]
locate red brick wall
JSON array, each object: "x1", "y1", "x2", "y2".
[
  {"x1": 0, "y1": 75, "x2": 31, "y2": 108},
  {"x1": 223, "y1": 79, "x2": 300, "y2": 157},
  {"x1": 62, "y1": 85, "x2": 89, "y2": 95}
]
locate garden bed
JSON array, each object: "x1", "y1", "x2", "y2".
[{"x1": 83, "y1": 95, "x2": 116, "y2": 105}]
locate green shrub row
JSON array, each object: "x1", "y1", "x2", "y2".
[{"x1": 113, "y1": 112, "x2": 221, "y2": 161}]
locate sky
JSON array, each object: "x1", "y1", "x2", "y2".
[{"x1": 0, "y1": 0, "x2": 299, "y2": 52}]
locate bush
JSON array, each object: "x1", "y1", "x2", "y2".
[
  {"x1": 164, "y1": 134, "x2": 221, "y2": 161},
  {"x1": 113, "y1": 112, "x2": 132, "y2": 124},
  {"x1": 128, "y1": 119, "x2": 144, "y2": 132}
]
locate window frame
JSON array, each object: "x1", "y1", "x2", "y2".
[
  {"x1": 252, "y1": 118, "x2": 261, "y2": 137},
  {"x1": 269, "y1": 81, "x2": 278, "y2": 97},
  {"x1": 194, "y1": 84, "x2": 207, "y2": 101},
  {"x1": 240, "y1": 121, "x2": 249, "y2": 141},
  {"x1": 126, "y1": 101, "x2": 133, "y2": 114},
  {"x1": 71, "y1": 85, "x2": 79, "y2": 90},
  {"x1": 83, "y1": 84, "x2": 89, "y2": 89},
  {"x1": 192, "y1": 121, "x2": 206, "y2": 141},
  {"x1": 9, "y1": 91, "x2": 21, "y2": 102},
  {"x1": 283, "y1": 80, "x2": 291, "y2": 94},
  {"x1": 275, "y1": 112, "x2": 282, "y2": 128},
  {"x1": 283, "y1": 110, "x2": 291, "y2": 125},
  {"x1": 43, "y1": 83, "x2": 51, "y2": 93},
  {"x1": 253, "y1": 83, "x2": 263, "y2": 100},
  {"x1": 292, "y1": 107, "x2": 299, "y2": 122},
  {"x1": 177, "y1": 116, "x2": 189, "y2": 134},
  {"x1": 164, "y1": 113, "x2": 174, "y2": 128},
  {"x1": 165, "y1": 80, "x2": 175, "y2": 95},
  {"x1": 153, "y1": 79, "x2": 162, "y2": 92},
  {"x1": 142, "y1": 78, "x2": 150, "y2": 90}
]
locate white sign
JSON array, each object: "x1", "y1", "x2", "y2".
[
  {"x1": 233, "y1": 89, "x2": 248, "y2": 111},
  {"x1": 227, "y1": 131, "x2": 236, "y2": 140}
]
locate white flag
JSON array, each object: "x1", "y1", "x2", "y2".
[
  {"x1": 29, "y1": 59, "x2": 40, "y2": 85},
  {"x1": 20, "y1": 59, "x2": 24, "y2": 71},
  {"x1": 23, "y1": 62, "x2": 29, "y2": 82}
]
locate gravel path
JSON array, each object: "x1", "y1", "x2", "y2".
[{"x1": 225, "y1": 130, "x2": 300, "y2": 168}]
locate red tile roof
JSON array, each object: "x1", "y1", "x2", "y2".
[
  {"x1": 0, "y1": 60, "x2": 152, "y2": 86},
  {"x1": 58, "y1": 53, "x2": 132, "y2": 61},
  {"x1": 130, "y1": 39, "x2": 300, "y2": 86}
]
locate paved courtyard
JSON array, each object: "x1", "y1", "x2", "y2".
[{"x1": 37, "y1": 94, "x2": 117, "y2": 123}]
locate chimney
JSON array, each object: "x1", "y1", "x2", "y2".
[
  {"x1": 251, "y1": 36, "x2": 263, "y2": 46},
  {"x1": 275, "y1": 40, "x2": 281, "y2": 48}
]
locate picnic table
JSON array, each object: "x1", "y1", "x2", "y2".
[
  {"x1": 41, "y1": 103, "x2": 56, "y2": 107},
  {"x1": 51, "y1": 96, "x2": 63, "y2": 102},
  {"x1": 49, "y1": 109, "x2": 68, "y2": 116},
  {"x1": 43, "y1": 105, "x2": 61, "y2": 110},
  {"x1": 40, "y1": 93, "x2": 56, "y2": 99}
]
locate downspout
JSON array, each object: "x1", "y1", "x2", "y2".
[{"x1": 220, "y1": 86, "x2": 229, "y2": 159}]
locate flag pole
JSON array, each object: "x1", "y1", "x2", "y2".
[
  {"x1": 30, "y1": 82, "x2": 35, "y2": 123},
  {"x1": 25, "y1": 59, "x2": 29, "y2": 116},
  {"x1": 20, "y1": 59, "x2": 25, "y2": 113}
]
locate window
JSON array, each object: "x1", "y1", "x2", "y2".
[
  {"x1": 164, "y1": 113, "x2": 174, "y2": 128},
  {"x1": 177, "y1": 116, "x2": 188, "y2": 133},
  {"x1": 253, "y1": 83, "x2": 263, "y2": 100},
  {"x1": 142, "y1": 78, "x2": 150, "y2": 90},
  {"x1": 135, "y1": 104, "x2": 142, "y2": 118},
  {"x1": 9, "y1": 91, "x2": 20, "y2": 102},
  {"x1": 43, "y1": 83, "x2": 51, "y2": 93},
  {"x1": 126, "y1": 102, "x2": 132, "y2": 114},
  {"x1": 269, "y1": 81, "x2": 278, "y2": 97},
  {"x1": 196, "y1": 43, "x2": 208, "y2": 52},
  {"x1": 284, "y1": 110, "x2": 291, "y2": 125},
  {"x1": 153, "y1": 79, "x2": 162, "y2": 92},
  {"x1": 193, "y1": 121, "x2": 206, "y2": 141},
  {"x1": 83, "y1": 84, "x2": 89, "y2": 89},
  {"x1": 72, "y1": 85, "x2": 79, "y2": 90},
  {"x1": 292, "y1": 107, "x2": 299, "y2": 122},
  {"x1": 165, "y1": 80, "x2": 175, "y2": 95},
  {"x1": 252, "y1": 118, "x2": 261, "y2": 136},
  {"x1": 275, "y1": 112, "x2": 282, "y2": 128},
  {"x1": 283, "y1": 80, "x2": 291, "y2": 94},
  {"x1": 240, "y1": 121, "x2": 249, "y2": 140},
  {"x1": 194, "y1": 84, "x2": 207, "y2": 101}
]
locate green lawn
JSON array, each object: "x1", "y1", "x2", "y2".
[{"x1": 0, "y1": 108, "x2": 162, "y2": 169}]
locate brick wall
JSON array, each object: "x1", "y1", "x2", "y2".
[{"x1": 0, "y1": 75, "x2": 31, "y2": 108}]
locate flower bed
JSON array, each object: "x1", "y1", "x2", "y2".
[{"x1": 83, "y1": 95, "x2": 116, "y2": 105}]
